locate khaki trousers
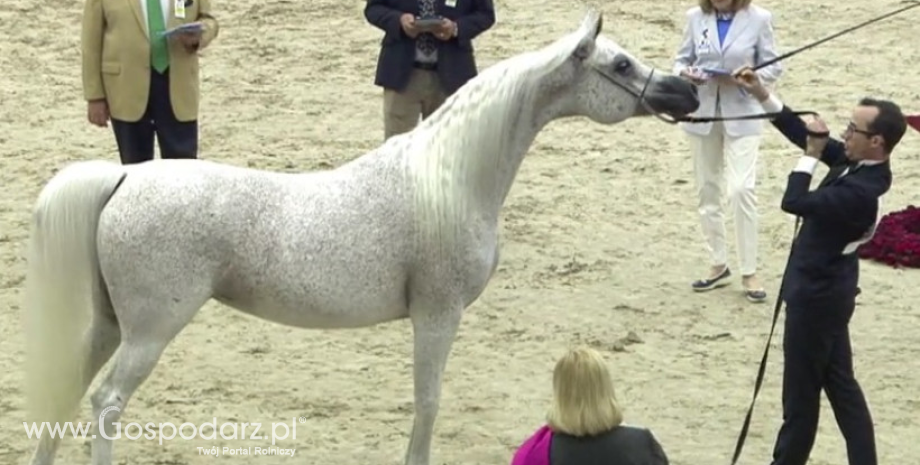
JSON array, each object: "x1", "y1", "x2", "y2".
[
  {"x1": 687, "y1": 121, "x2": 762, "y2": 276},
  {"x1": 383, "y1": 69, "x2": 447, "y2": 139}
]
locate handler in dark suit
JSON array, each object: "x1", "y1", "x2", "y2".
[
  {"x1": 364, "y1": 0, "x2": 495, "y2": 139},
  {"x1": 734, "y1": 67, "x2": 907, "y2": 465}
]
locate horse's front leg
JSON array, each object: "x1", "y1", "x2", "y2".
[{"x1": 403, "y1": 299, "x2": 463, "y2": 465}]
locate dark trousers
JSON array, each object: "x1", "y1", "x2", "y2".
[
  {"x1": 110, "y1": 69, "x2": 198, "y2": 165},
  {"x1": 770, "y1": 301, "x2": 876, "y2": 465}
]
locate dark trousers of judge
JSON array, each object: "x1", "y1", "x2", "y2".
[
  {"x1": 771, "y1": 300, "x2": 876, "y2": 465},
  {"x1": 111, "y1": 69, "x2": 198, "y2": 165}
]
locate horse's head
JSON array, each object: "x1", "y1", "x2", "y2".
[{"x1": 540, "y1": 10, "x2": 700, "y2": 124}]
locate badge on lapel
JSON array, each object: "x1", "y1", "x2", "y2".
[
  {"x1": 445, "y1": 0, "x2": 457, "y2": 7},
  {"x1": 175, "y1": 0, "x2": 186, "y2": 18},
  {"x1": 697, "y1": 28, "x2": 711, "y2": 54}
]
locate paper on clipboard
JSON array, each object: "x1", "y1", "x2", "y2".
[
  {"x1": 159, "y1": 22, "x2": 203, "y2": 38},
  {"x1": 701, "y1": 67, "x2": 732, "y2": 76}
]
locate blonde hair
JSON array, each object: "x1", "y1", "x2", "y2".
[
  {"x1": 699, "y1": 0, "x2": 752, "y2": 13},
  {"x1": 546, "y1": 347, "x2": 624, "y2": 436}
]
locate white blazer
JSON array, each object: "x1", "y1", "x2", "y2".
[{"x1": 673, "y1": 5, "x2": 783, "y2": 137}]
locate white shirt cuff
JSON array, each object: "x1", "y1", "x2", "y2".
[
  {"x1": 760, "y1": 93, "x2": 783, "y2": 113},
  {"x1": 793, "y1": 156, "x2": 820, "y2": 174}
]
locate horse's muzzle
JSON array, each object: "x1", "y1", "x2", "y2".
[{"x1": 644, "y1": 76, "x2": 700, "y2": 117}]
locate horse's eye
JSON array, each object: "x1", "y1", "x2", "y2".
[{"x1": 614, "y1": 58, "x2": 632, "y2": 74}]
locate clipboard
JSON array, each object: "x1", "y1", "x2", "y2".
[
  {"x1": 159, "y1": 22, "x2": 203, "y2": 38},
  {"x1": 701, "y1": 67, "x2": 732, "y2": 76},
  {"x1": 414, "y1": 16, "x2": 443, "y2": 31}
]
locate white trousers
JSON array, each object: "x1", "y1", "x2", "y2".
[{"x1": 687, "y1": 122, "x2": 761, "y2": 276}]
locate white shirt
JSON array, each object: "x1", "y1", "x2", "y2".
[{"x1": 140, "y1": 0, "x2": 171, "y2": 36}]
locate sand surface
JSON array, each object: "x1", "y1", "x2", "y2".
[{"x1": 1, "y1": 0, "x2": 918, "y2": 464}]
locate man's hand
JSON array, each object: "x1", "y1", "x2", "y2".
[
  {"x1": 804, "y1": 116, "x2": 830, "y2": 158},
  {"x1": 400, "y1": 13, "x2": 419, "y2": 38},
  {"x1": 732, "y1": 66, "x2": 768, "y2": 101},
  {"x1": 434, "y1": 18, "x2": 457, "y2": 40},
  {"x1": 175, "y1": 30, "x2": 202, "y2": 52},
  {"x1": 87, "y1": 99, "x2": 109, "y2": 127}
]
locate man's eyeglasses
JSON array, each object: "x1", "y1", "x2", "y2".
[{"x1": 843, "y1": 121, "x2": 876, "y2": 138}]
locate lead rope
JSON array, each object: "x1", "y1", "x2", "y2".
[
  {"x1": 728, "y1": 218, "x2": 800, "y2": 465},
  {"x1": 630, "y1": 68, "x2": 817, "y2": 125}
]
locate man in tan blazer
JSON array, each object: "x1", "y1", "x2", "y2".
[{"x1": 82, "y1": 0, "x2": 219, "y2": 164}]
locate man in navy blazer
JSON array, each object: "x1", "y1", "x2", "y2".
[
  {"x1": 364, "y1": 0, "x2": 495, "y2": 139},
  {"x1": 735, "y1": 67, "x2": 907, "y2": 465}
]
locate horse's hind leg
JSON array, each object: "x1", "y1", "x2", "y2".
[
  {"x1": 28, "y1": 281, "x2": 121, "y2": 465},
  {"x1": 84, "y1": 282, "x2": 123, "y2": 384},
  {"x1": 89, "y1": 289, "x2": 210, "y2": 465}
]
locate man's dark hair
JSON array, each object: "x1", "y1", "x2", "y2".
[{"x1": 859, "y1": 97, "x2": 907, "y2": 154}]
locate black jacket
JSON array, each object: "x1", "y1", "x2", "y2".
[
  {"x1": 363, "y1": 0, "x2": 495, "y2": 95},
  {"x1": 771, "y1": 105, "x2": 891, "y2": 313},
  {"x1": 550, "y1": 425, "x2": 669, "y2": 465}
]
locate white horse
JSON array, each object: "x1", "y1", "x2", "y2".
[{"x1": 22, "y1": 10, "x2": 698, "y2": 465}]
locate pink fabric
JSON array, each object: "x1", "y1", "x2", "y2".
[{"x1": 510, "y1": 425, "x2": 553, "y2": 465}]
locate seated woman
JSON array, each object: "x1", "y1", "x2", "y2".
[{"x1": 511, "y1": 347, "x2": 669, "y2": 465}]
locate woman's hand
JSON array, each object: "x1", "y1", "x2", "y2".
[{"x1": 679, "y1": 67, "x2": 707, "y2": 86}]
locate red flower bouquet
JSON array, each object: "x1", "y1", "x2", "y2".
[
  {"x1": 857, "y1": 205, "x2": 920, "y2": 268},
  {"x1": 906, "y1": 115, "x2": 920, "y2": 133}
]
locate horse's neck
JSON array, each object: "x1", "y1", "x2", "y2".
[
  {"x1": 476, "y1": 99, "x2": 545, "y2": 219},
  {"x1": 441, "y1": 79, "x2": 553, "y2": 223},
  {"x1": 405, "y1": 61, "x2": 563, "y2": 249}
]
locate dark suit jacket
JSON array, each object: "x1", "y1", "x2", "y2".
[
  {"x1": 770, "y1": 105, "x2": 892, "y2": 313},
  {"x1": 363, "y1": 0, "x2": 495, "y2": 95},
  {"x1": 549, "y1": 425, "x2": 669, "y2": 465}
]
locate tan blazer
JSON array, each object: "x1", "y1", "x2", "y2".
[{"x1": 81, "y1": 0, "x2": 219, "y2": 122}]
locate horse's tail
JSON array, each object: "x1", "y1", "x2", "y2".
[{"x1": 22, "y1": 160, "x2": 127, "y2": 428}]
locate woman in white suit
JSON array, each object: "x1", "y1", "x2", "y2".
[{"x1": 673, "y1": 0, "x2": 783, "y2": 302}]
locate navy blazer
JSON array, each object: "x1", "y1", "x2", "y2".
[
  {"x1": 364, "y1": 0, "x2": 495, "y2": 95},
  {"x1": 771, "y1": 105, "x2": 892, "y2": 313}
]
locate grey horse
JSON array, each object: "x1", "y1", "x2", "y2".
[{"x1": 21, "y1": 10, "x2": 698, "y2": 465}]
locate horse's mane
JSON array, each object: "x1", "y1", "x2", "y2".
[{"x1": 399, "y1": 21, "x2": 591, "y2": 253}]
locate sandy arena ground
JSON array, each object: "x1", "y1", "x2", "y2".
[{"x1": 1, "y1": 0, "x2": 918, "y2": 463}]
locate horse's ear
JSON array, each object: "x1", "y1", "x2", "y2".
[
  {"x1": 572, "y1": 9, "x2": 601, "y2": 61},
  {"x1": 580, "y1": 8, "x2": 602, "y2": 37},
  {"x1": 572, "y1": 37, "x2": 595, "y2": 61}
]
